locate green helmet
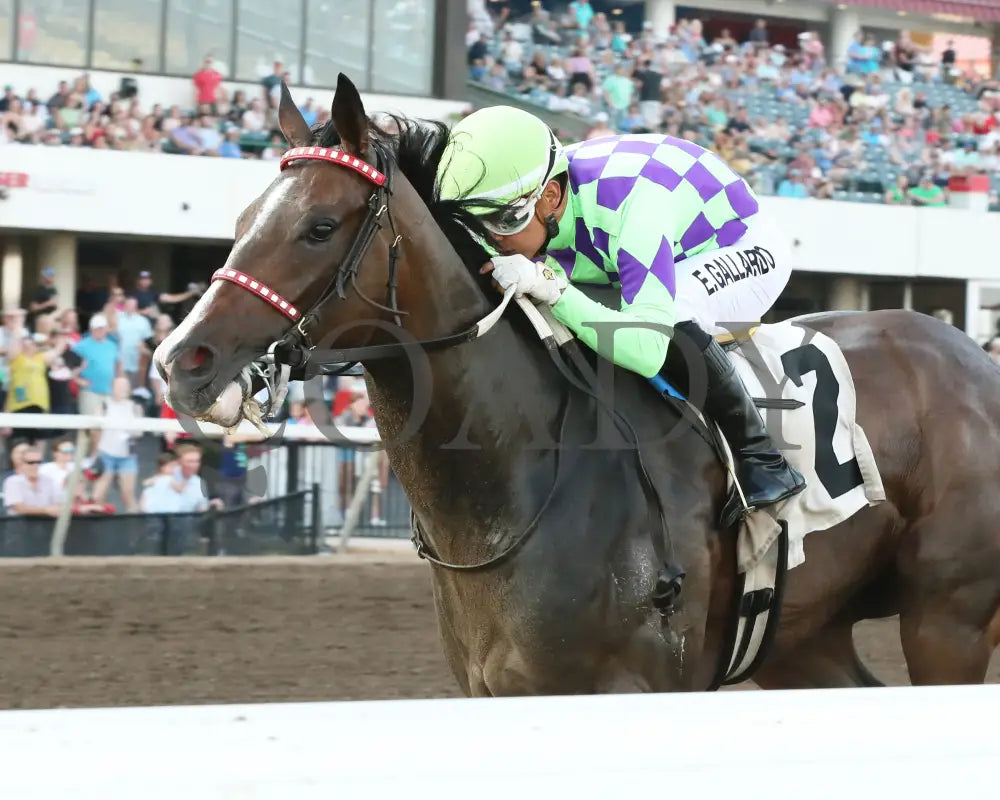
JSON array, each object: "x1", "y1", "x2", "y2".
[{"x1": 437, "y1": 106, "x2": 569, "y2": 235}]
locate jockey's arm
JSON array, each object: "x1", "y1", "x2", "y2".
[{"x1": 548, "y1": 197, "x2": 677, "y2": 379}]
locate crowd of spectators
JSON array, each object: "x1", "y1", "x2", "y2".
[
  {"x1": 0, "y1": 57, "x2": 312, "y2": 159},
  {"x1": 468, "y1": 0, "x2": 1000, "y2": 207},
  {"x1": 0, "y1": 266, "x2": 383, "y2": 521}
]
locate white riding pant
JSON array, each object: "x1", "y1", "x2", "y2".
[{"x1": 673, "y1": 213, "x2": 793, "y2": 337}]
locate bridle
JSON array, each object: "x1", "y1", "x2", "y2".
[{"x1": 209, "y1": 143, "x2": 515, "y2": 422}]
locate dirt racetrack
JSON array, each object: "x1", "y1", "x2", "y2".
[{"x1": 0, "y1": 554, "x2": 997, "y2": 709}]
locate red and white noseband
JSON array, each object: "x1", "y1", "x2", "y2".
[{"x1": 209, "y1": 147, "x2": 388, "y2": 321}]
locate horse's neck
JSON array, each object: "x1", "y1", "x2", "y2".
[{"x1": 364, "y1": 186, "x2": 564, "y2": 541}]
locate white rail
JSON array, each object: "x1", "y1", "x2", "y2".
[
  {"x1": 0, "y1": 412, "x2": 380, "y2": 442},
  {"x1": 0, "y1": 686, "x2": 996, "y2": 798}
]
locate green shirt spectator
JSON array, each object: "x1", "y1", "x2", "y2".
[
  {"x1": 909, "y1": 178, "x2": 947, "y2": 207},
  {"x1": 602, "y1": 66, "x2": 634, "y2": 112}
]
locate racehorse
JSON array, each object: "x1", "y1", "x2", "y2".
[{"x1": 155, "y1": 75, "x2": 1000, "y2": 694}]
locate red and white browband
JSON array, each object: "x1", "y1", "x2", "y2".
[
  {"x1": 279, "y1": 146, "x2": 386, "y2": 186},
  {"x1": 211, "y1": 148, "x2": 386, "y2": 319},
  {"x1": 211, "y1": 267, "x2": 301, "y2": 321}
]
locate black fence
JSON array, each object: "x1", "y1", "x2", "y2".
[
  {"x1": 0, "y1": 488, "x2": 320, "y2": 558},
  {"x1": 1, "y1": 432, "x2": 418, "y2": 543}
]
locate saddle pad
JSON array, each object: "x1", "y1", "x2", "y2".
[{"x1": 726, "y1": 320, "x2": 886, "y2": 571}]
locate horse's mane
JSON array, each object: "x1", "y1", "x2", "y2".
[{"x1": 313, "y1": 114, "x2": 504, "y2": 278}]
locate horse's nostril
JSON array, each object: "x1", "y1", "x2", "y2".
[{"x1": 175, "y1": 345, "x2": 216, "y2": 376}]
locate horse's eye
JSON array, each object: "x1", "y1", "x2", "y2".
[{"x1": 308, "y1": 222, "x2": 335, "y2": 242}]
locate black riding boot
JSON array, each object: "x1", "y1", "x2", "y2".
[{"x1": 667, "y1": 321, "x2": 807, "y2": 529}]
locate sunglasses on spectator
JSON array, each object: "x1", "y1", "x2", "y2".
[{"x1": 24, "y1": 460, "x2": 41, "y2": 465}]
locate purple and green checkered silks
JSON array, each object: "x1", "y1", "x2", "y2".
[{"x1": 545, "y1": 134, "x2": 760, "y2": 378}]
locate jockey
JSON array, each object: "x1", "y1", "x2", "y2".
[{"x1": 436, "y1": 105, "x2": 806, "y2": 528}]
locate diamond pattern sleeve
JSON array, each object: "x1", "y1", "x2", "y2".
[{"x1": 550, "y1": 181, "x2": 678, "y2": 379}]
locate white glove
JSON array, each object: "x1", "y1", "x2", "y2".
[{"x1": 487, "y1": 254, "x2": 567, "y2": 306}]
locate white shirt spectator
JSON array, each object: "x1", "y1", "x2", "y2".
[
  {"x1": 98, "y1": 398, "x2": 141, "y2": 458},
  {"x1": 242, "y1": 108, "x2": 267, "y2": 133},
  {"x1": 3, "y1": 472, "x2": 59, "y2": 515},
  {"x1": 39, "y1": 460, "x2": 71, "y2": 490},
  {"x1": 171, "y1": 468, "x2": 212, "y2": 513},
  {"x1": 197, "y1": 124, "x2": 222, "y2": 151}
]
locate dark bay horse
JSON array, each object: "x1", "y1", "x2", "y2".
[{"x1": 155, "y1": 75, "x2": 1000, "y2": 694}]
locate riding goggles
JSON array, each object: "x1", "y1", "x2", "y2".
[{"x1": 479, "y1": 129, "x2": 563, "y2": 238}]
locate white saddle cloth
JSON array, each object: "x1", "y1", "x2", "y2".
[{"x1": 725, "y1": 320, "x2": 886, "y2": 571}]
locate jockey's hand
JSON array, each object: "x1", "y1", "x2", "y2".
[{"x1": 480, "y1": 254, "x2": 567, "y2": 306}]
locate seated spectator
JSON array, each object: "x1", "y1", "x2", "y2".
[
  {"x1": 777, "y1": 170, "x2": 810, "y2": 199},
  {"x1": 909, "y1": 174, "x2": 947, "y2": 207},
  {"x1": 218, "y1": 126, "x2": 243, "y2": 159},
  {"x1": 241, "y1": 98, "x2": 267, "y2": 133},
  {"x1": 195, "y1": 113, "x2": 222, "y2": 156},
  {"x1": 169, "y1": 113, "x2": 204, "y2": 155},
  {"x1": 885, "y1": 175, "x2": 912, "y2": 205},
  {"x1": 38, "y1": 440, "x2": 108, "y2": 513},
  {"x1": 3, "y1": 446, "x2": 60, "y2": 517}
]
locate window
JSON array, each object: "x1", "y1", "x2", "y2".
[
  {"x1": 0, "y1": 0, "x2": 12, "y2": 61},
  {"x1": 165, "y1": 0, "x2": 233, "y2": 77},
  {"x1": 92, "y1": 0, "x2": 164, "y2": 71},
  {"x1": 235, "y1": 0, "x2": 303, "y2": 84},
  {"x1": 303, "y1": 0, "x2": 371, "y2": 89},
  {"x1": 371, "y1": 0, "x2": 435, "y2": 95},
  {"x1": 16, "y1": 0, "x2": 90, "y2": 66}
]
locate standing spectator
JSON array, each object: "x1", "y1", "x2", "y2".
[
  {"x1": 4, "y1": 332, "x2": 58, "y2": 447},
  {"x1": 568, "y1": 0, "x2": 594, "y2": 31},
  {"x1": 91, "y1": 376, "x2": 142, "y2": 511},
  {"x1": 941, "y1": 39, "x2": 957, "y2": 79},
  {"x1": 0, "y1": 308, "x2": 28, "y2": 408},
  {"x1": 71, "y1": 313, "x2": 119, "y2": 417},
  {"x1": 47, "y1": 327, "x2": 80, "y2": 416},
  {"x1": 602, "y1": 63, "x2": 634, "y2": 128},
  {"x1": 115, "y1": 297, "x2": 152, "y2": 389},
  {"x1": 192, "y1": 55, "x2": 223, "y2": 110},
  {"x1": 261, "y1": 60, "x2": 284, "y2": 112},
  {"x1": 632, "y1": 58, "x2": 663, "y2": 128},
  {"x1": 747, "y1": 19, "x2": 769, "y2": 48},
  {"x1": 130, "y1": 270, "x2": 196, "y2": 322},
  {"x1": 2, "y1": 446, "x2": 60, "y2": 517},
  {"x1": 26, "y1": 267, "x2": 59, "y2": 330},
  {"x1": 298, "y1": 97, "x2": 318, "y2": 127}
]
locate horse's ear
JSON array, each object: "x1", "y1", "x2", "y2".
[
  {"x1": 278, "y1": 82, "x2": 312, "y2": 148},
  {"x1": 331, "y1": 73, "x2": 369, "y2": 155}
]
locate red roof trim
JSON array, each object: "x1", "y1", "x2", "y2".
[{"x1": 820, "y1": 0, "x2": 1000, "y2": 23}]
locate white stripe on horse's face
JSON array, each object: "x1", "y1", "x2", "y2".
[{"x1": 154, "y1": 175, "x2": 306, "y2": 379}]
